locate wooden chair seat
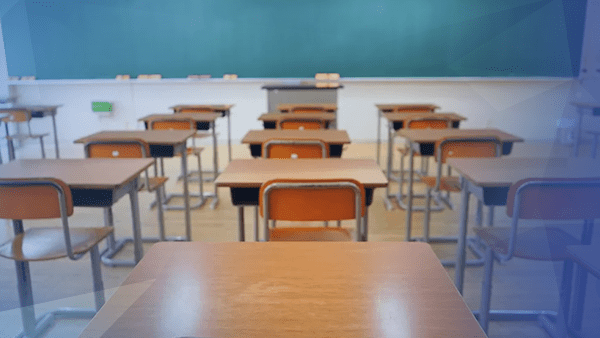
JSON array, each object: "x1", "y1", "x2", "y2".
[
  {"x1": 0, "y1": 227, "x2": 113, "y2": 262},
  {"x1": 421, "y1": 176, "x2": 461, "y2": 192},
  {"x1": 397, "y1": 146, "x2": 421, "y2": 157},
  {"x1": 474, "y1": 227, "x2": 580, "y2": 261},
  {"x1": 269, "y1": 227, "x2": 352, "y2": 242},
  {"x1": 139, "y1": 177, "x2": 169, "y2": 192}
]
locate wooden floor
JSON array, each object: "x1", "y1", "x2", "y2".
[{"x1": 0, "y1": 141, "x2": 596, "y2": 337}]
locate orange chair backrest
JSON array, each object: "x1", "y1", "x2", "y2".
[
  {"x1": 85, "y1": 140, "x2": 149, "y2": 159},
  {"x1": 279, "y1": 119, "x2": 325, "y2": 130},
  {"x1": 393, "y1": 105, "x2": 438, "y2": 113},
  {"x1": 179, "y1": 107, "x2": 213, "y2": 113},
  {"x1": 407, "y1": 118, "x2": 450, "y2": 129},
  {"x1": 0, "y1": 178, "x2": 74, "y2": 219},
  {"x1": 291, "y1": 107, "x2": 327, "y2": 113},
  {"x1": 435, "y1": 137, "x2": 501, "y2": 164},
  {"x1": 149, "y1": 118, "x2": 194, "y2": 130},
  {"x1": 259, "y1": 179, "x2": 366, "y2": 221},
  {"x1": 263, "y1": 139, "x2": 328, "y2": 159},
  {"x1": 2, "y1": 111, "x2": 30, "y2": 123},
  {"x1": 506, "y1": 178, "x2": 600, "y2": 220}
]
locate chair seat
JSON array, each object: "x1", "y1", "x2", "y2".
[
  {"x1": 6, "y1": 133, "x2": 49, "y2": 140},
  {"x1": 474, "y1": 226, "x2": 581, "y2": 261},
  {"x1": 0, "y1": 227, "x2": 113, "y2": 261},
  {"x1": 140, "y1": 177, "x2": 169, "y2": 192},
  {"x1": 421, "y1": 176, "x2": 461, "y2": 192},
  {"x1": 269, "y1": 227, "x2": 352, "y2": 242},
  {"x1": 397, "y1": 146, "x2": 421, "y2": 157}
]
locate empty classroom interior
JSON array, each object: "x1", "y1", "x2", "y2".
[{"x1": 0, "y1": 1, "x2": 599, "y2": 337}]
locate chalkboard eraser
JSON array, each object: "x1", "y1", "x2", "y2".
[
  {"x1": 188, "y1": 74, "x2": 211, "y2": 79},
  {"x1": 138, "y1": 74, "x2": 162, "y2": 80},
  {"x1": 115, "y1": 75, "x2": 131, "y2": 80},
  {"x1": 315, "y1": 73, "x2": 340, "y2": 81},
  {"x1": 223, "y1": 74, "x2": 238, "y2": 80},
  {"x1": 20, "y1": 76, "x2": 36, "y2": 81},
  {"x1": 328, "y1": 73, "x2": 340, "y2": 80}
]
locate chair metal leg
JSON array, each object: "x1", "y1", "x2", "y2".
[
  {"x1": 540, "y1": 259, "x2": 574, "y2": 338},
  {"x1": 156, "y1": 188, "x2": 166, "y2": 241},
  {"x1": 362, "y1": 207, "x2": 369, "y2": 241},
  {"x1": 39, "y1": 137, "x2": 46, "y2": 159},
  {"x1": 238, "y1": 206, "x2": 245, "y2": 242},
  {"x1": 479, "y1": 247, "x2": 495, "y2": 334},
  {"x1": 254, "y1": 206, "x2": 259, "y2": 242},
  {"x1": 89, "y1": 245, "x2": 105, "y2": 311}
]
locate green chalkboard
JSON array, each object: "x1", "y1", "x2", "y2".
[{"x1": 1, "y1": 0, "x2": 587, "y2": 79}]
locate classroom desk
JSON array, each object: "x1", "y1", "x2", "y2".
[
  {"x1": 139, "y1": 113, "x2": 221, "y2": 183},
  {"x1": 375, "y1": 104, "x2": 440, "y2": 166},
  {"x1": 215, "y1": 159, "x2": 387, "y2": 242},
  {"x1": 74, "y1": 130, "x2": 200, "y2": 238},
  {"x1": 242, "y1": 129, "x2": 351, "y2": 158},
  {"x1": 382, "y1": 112, "x2": 466, "y2": 211},
  {"x1": 258, "y1": 112, "x2": 336, "y2": 129},
  {"x1": 262, "y1": 83, "x2": 343, "y2": 114},
  {"x1": 79, "y1": 242, "x2": 485, "y2": 338},
  {"x1": 169, "y1": 104, "x2": 234, "y2": 162},
  {"x1": 570, "y1": 101, "x2": 600, "y2": 157},
  {"x1": 446, "y1": 157, "x2": 600, "y2": 295},
  {"x1": 0, "y1": 105, "x2": 62, "y2": 159}
]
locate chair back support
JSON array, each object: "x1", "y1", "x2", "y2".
[
  {"x1": 179, "y1": 107, "x2": 213, "y2": 113},
  {"x1": 407, "y1": 117, "x2": 451, "y2": 130},
  {"x1": 507, "y1": 179, "x2": 600, "y2": 220},
  {"x1": 263, "y1": 139, "x2": 328, "y2": 159},
  {"x1": 0, "y1": 178, "x2": 73, "y2": 220},
  {"x1": 84, "y1": 139, "x2": 150, "y2": 159},
  {"x1": 149, "y1": 118, "x2": 195, "y2": 130},
  {"x1": 279, "y1": 118, "x2": 325, "y2": 130},
  {"x1": 291, "y1": 107, "x2": 327, "y2": 113},
  {"x1": 260, "y1": 179, "x2": 366, "y2": 240}
]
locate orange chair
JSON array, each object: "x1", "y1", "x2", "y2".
[
  {"x1": 476, "y1": 178, "x2": 600, "y2": 335},
  {"x1": 414, "y1": 137, "x2": 502, "y2": 243},
  {"x1": 148, "y1": 117, "x2": 208, "y2": 210},
  {"x1": 263, "y1": 138, "x2": 329, "y2": 159},
  {"x1": 260, "y1": 179, "x2": 366, "y2": 241},
  {"x1": 2, "y1": 111, "x2": 49, "y2": 159},
  {"x1": 394, "y1": 117, "x2": 452, "y2": 211},
  {"x1": 278, "y1": 117, "x2": 326, "y2": 130},
  {"x1": 0, "y1": 178, "x2": 112, "y2": 337}
]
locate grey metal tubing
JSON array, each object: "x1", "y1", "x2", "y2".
[
  {"x1": 238, "y1": 206, "x2": 245, "y2": 242},
  {"x1": 376, "y1": 108, "x2": 382, "y2": 165},
  {"x1": 89, "y1": 245, "x2": 105, "y2": 311},
  {"x1": 51, "y1": 113, "x2": 60, "y2": 158},
  {"x1": 263, "y1": 181, "x2": 362, "y2": 242},
  {"x1": 479, "y1": 246, "x2": 495, "y2": 333},
  {"x1": 39, "y1": 136, "x2": 45, "y2": 158},
  {"x1": 227, "y1": 109, "x2": 232, "y2": 162},
  {"x1": 454, "y1": 176, "x2": 470, "y2": 294},
  {"x1": 263, "y1": 139, "x2": 328, "y2": 158},
  {"x1": 128, "y1": 188, "x2": 144, "y2": 263},
  {"x1": 254, "y1": 206, "x2": 259, "y2": 242}
]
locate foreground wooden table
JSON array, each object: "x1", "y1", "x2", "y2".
[
  {"x1": 242, "y1": 129, "x2": 351, "y2": 158},
  {"x1": 80, "y1": 242, "x2": 485, "y2": 338},
  {"x1": 215, "y1": 159, "x2": 387, "y2": 241}
]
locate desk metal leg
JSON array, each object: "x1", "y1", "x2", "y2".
[
  {"x1": 573, "y1": 108, "x2": 584, "y2": 157},
  {"x1": 362, "y1": 207, "x2": 369, "y2": 242},
  {"x1": 404, "y1": 144, "x2": 414, "y2": 241},
  {"x1": 129, "y1": 188, "x2": 144, "y2": 263},
  {"x1": 376, "y1": 109, "x2": 381, "y2": 165},
  {"x1": 455, "y1": 177, "x2": 471, "y2": 294},
  {"x1": 51, "y1": 113, "x2": 60, "y2": 158},
  {"x1": 254, "y1": 206, "x2": 259, "y2": 242},
  {"x1": 570, "y1": 219, "x2": 595, "y2": 330},
  {"x1": 227, "y1": 110, "x2": 232, "y2": 162},
  {"x1": 238, "y1": 206, "x2": 245, "y2": 242},
  {"x1": 181, "y1": 151, "x2": 192, "y2": 241},
  {"x1": 383, "y1": 122, "x2": 395, "y2": 210}
]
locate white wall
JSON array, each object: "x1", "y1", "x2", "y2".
[{"x1": 5, "y1": 77, "x2": 576, "y2": 158}]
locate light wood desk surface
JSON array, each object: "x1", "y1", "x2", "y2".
[
  {"x1": 169, "y1": 104, "x2": 234, "y2": 112},
  {"x1": 447, "y1": 157, "x2": 600, "y2": 188},
  {"x1": 277, "y1": 103, "x2": 337, "y2": 112},
  {"x1": 396, "y1": 128, "x2": 524, "y2": 143},
  {"x1": 74, "y1": 130, "x2": 196, "y2": 146},
  {"x1": 242, "y1": 130, "x2": 350, "y2": 145},
  {"x1": 215, "y1": 159, "x2": 387, "y2": 188},
  {"x1": 138, "y1": 113, "x2": 221, "y2": 123},
  {"x1": 0, "y1": 105, "x2": 62, "y2": 114},
  {"x1": 258, "y1": 112, "x2": 337, "y2": 122},
  {"x1": 375, "y1": 104, "x2": 440, "y2": 112},
  {"x1": 383, "y1": 112, "x2": 466, "y2": 122},
  {"x1": 0, "y1": 159, "x2": 153, "y2": 190},
  {"x1": 79, "y1": 242, "x2": 485, "y2": 338}
]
